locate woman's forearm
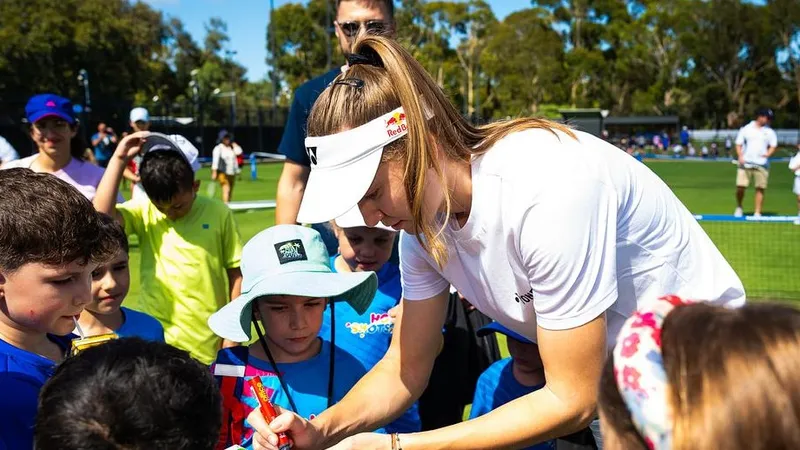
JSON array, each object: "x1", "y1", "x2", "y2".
[
  {"x1": 315, "y1": 354, "x2": 428, "y2": 447},
  {"x1": 401, "y1": 386, "x2": 595, "y2": 450},
  {"x1": 315, "y1": 296, "x2": 447, "y2": 447}
]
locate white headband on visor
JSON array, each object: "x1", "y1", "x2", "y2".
[{"x1": 297, "y1": 106, "x2": 408, "y2": 225}]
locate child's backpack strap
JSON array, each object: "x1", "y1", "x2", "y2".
[{"x1": 214, "y1": 346, "x2": 250, "y2": 450}]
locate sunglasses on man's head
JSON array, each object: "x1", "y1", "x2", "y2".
[{"x1": 336, "y1": 20, "x2": 389, "y2": 38}]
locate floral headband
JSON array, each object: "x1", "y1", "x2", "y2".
[{"x1": 613, "y1": 295, "x2": 690, "y2": 450}]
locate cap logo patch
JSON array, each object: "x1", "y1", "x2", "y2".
[
  {"x1": 385, "y1": 112, "x2": 407, "y2": 137},
  {"x1": 306, "y1": 146, "x2": 318, "y2": 165},
  {"x1": 274, "y1": 239, "x2": 307, "y2": 264},
  {"x1": 46, "y1": 101, "x2": 56, "y2": 107}
]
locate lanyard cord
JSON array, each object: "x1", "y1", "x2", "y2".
[
  {"x1": 251, "y1": 305, "x2": 335, "y2": 413},
  {"x1": 327, "y1": 301, "x2": 335, "y2": 408}
]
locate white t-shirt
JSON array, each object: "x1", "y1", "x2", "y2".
[
  {"x1": 0, "y1": 136, "x2": 19, "y2": 165},
  {"x1": 789, "y1": 152, "x2": 800, "y2": 177},
  {"x1": 400, "y1": 129, "x2": 745, "y2": 348},
  {"x1": 212, "y1": 143, "x2": 242, "y2": 175},
  {"x1": 735, "y1": 121, "x2": 777, "y2": 167}
]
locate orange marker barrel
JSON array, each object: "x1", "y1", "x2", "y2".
[{"x1": 247, "y1": 377, "x2": 292, "y2": 450}]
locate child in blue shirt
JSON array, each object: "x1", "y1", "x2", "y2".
[
  {"x1": 208, "y1": 225, "x2": 382, "y2": 450},
  {"x1": 319, "y1": 222, "x2": 421, "y2": 433},
  {"x1": 469, "y1": 322, "x2": 555, "y2": 450},
  {"x1": 0, "y1": 169, "x2": 118, "y2": 449},
  {"x1": 75, "y1": 214, "x2": 164, "y2": 341}
]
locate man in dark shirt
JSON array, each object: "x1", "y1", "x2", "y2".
[{"x1": 275, "y1": 0, "x2": 395, "y2": 254}]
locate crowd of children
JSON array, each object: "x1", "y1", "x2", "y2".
[{"x1": 2, "y1": 95, "x2": 800, "y2": 449}]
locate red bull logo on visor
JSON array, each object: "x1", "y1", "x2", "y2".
[{"x1": 385, "y1": 111, "x2": 407, "y2": 137}]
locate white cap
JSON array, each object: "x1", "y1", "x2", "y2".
[
  {"x1": 141, "y1": 132, "x2": 201, "y2": 172},
  {"x1": 297, "y1": 106, "x2": 408, "y2": 225},
  {"x1": 130, "y1": 107, "x2": 150, "y2": 123}
]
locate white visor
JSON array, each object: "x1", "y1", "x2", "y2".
[
  {"x1": 334, "y1": 205, "x2": 396, "y2": 231},
  {"x1": 297, "y1": 107, "x2": 408, "y2": 224}
]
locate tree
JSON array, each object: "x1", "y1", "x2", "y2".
[
  {"x1": 0, "y1": 0, "x2": 169, "y2": 120},
  {"x1": 768, "y1": 0, "x2": 800, "y2": 127},
  {"x1": 428, "y1": 0, "x2": 497, "y2": 117},
  {"x1": 481, "y1": 8, "x2": 567, "y2": 118},
  {"x1": 682, "y1": 0, "x2": 777, "y2": 127},
  {"x1": 266, "y1": 0, "x2": 335, "y2": 95}
]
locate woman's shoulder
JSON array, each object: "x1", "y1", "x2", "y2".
[{"x1": 480, "y1": 128, "x2": 579, "y2": 169}]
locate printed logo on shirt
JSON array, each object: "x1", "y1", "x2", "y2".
[
  {"x1": 306, "y1": 146, "x2": 318, "y2": 165},
  {"x1": 202, "y1": 223, "x2": 210, "y2": 229},
  {"x1": 514, "y1": 288, "x2": 534, "y2": 304},
  {"x1": 345, "y1": 312, "x2": 393, "y2": 338},
  {"x1": 274, "y1": 239, "x2": 307, "y2": 264}
]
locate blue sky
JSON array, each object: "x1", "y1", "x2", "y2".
[{"x1": 142, "y1": 0, "x2": 526, "y2": 81}]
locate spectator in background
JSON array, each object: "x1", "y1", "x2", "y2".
[
  {"x1": 274, "y1": 0, "x2": 396, "y2": 255},
  {"x1": 91, "y1": 122, "x2": 118, "y2": 167},
  {"x1": 652, "y1": 134, "x2": 663, "y2": 152},
  {"x1": 789, "y1": 144, "x2": 800, "y2": 221},
  {"x1": 711, "y1": 142, "x2": 719, "y2": 157},
  {"x1": 725, "y1": 136, "x2": 733, "y2": 156},
  {"x1": 1, "y1": 94, "x2": 111, "y2": 201},
  {"x1": 0, "y1": 134, "x2": 19, "y2": 167},
  {"x1": 679, "y1": 125, "x2": 690, "y2": 147},
  {"x1": 129, "y1": 107, "x2": 150, "y2": 201},
  {"x1": 734, "y1": 108, "x2": 777, "y2": 218},
  {"x1": 211, "y1": 130, "x2": 242, "y2": 203}
]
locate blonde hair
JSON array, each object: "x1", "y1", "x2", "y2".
[
  {"x1": 598, "y1": 302, "x2": 800, "y2": 450},
  {"x1": 307, "y1": 36, "x2": 574, "y2": 267}
]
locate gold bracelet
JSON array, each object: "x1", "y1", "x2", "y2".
[{"x1": 391, "y1": 433, "x2": 397, "y2": 450}]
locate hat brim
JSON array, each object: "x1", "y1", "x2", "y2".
[
  {"x1": 142, "y1": 133, "x2": 201, "y2": 172},
  {"x1": 208, "y1": 270, "x2": 377, "y2": 342},
  {"x1": 296, "y1": 147, "x2": 383, "y2": 225},
  {"x1": 335, "y1": 205, "x2": 396, "y2": 231},
  {"x1": 30, "y1": 111, "x2": 75, "y2": 125},
  {"x1": 477, "y1": 322, "x2": 534, "y2": 345}
]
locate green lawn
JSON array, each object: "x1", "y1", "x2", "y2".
[
  {"x1": 646, "y1": 160, "x2": 799, "y2": 300},
  {"x1": 126, "y1": 159, "x2": 800, "y2": 302}
]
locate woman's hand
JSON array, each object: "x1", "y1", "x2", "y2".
[
  {"x1": 249, "y1": 406, "x2": 323, "y2": 450},
  {"x1": 325, "y1": 432, "x2": 392, "y2": 450},
  {"x1": 113, "y1": 131, "x2": 149, "y2": 163}
]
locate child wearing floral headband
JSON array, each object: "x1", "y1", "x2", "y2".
[{"x1": 598, "y1": 296, "x2": 800, "y2": 450}]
